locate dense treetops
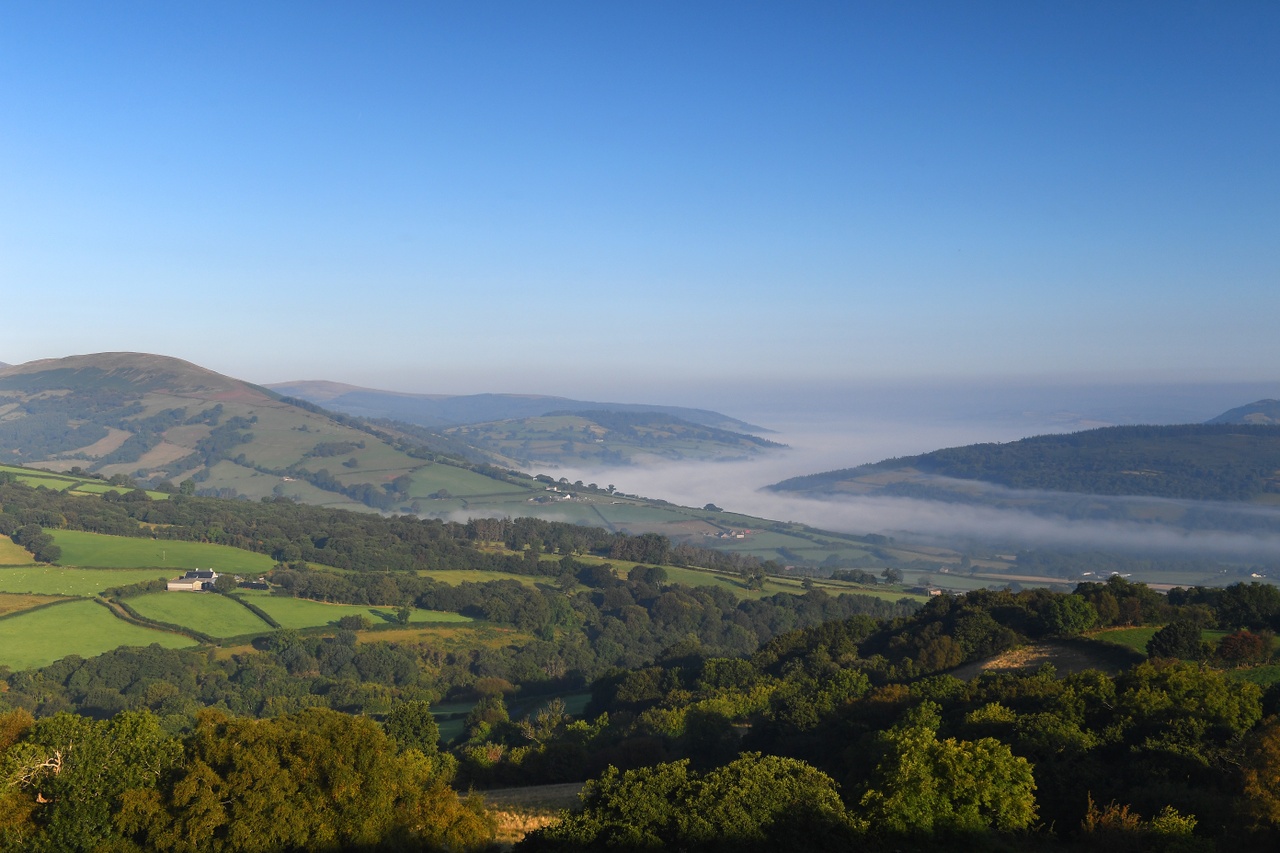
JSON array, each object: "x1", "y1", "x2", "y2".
[
  {"x1": 0, "y1": 706, "x2": 491, "y2": 852},
  {"x1": 11, "y1": 477, "x2": 1280, "y2": 849}
]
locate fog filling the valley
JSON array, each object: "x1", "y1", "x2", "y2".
[{"x1": 537, "y1": 382, "x2": 1280, "y2": 560}]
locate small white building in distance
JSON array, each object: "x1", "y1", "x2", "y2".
[{"x1": 167, "y1": 570, "x2": 218, "y2": 592}]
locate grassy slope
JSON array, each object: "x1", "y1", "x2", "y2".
[
  {"x1": 0, "y1": 593, "x2": 65, "y2": 617},
  {"x1": 50, "y1": 530, "x2": 277, "y2": 572},
  {"x1": 237, "y1": 589, "x2": 471, "y2": 630},
  {"x1": 0, "y1": 537, "x2": 34, "y2": 566},
  {"x1": 0, "y1": 567, "x2": 174, "y2": 596},
  {"x1": 0, "y1": 599, "x2": 196, "y2": 670},
  {"x1": 0, "y1": 465, "x2": 170, "y2": 499},
  {"x1": 127, "y1": 591, "x2": 273, "y2": 638}
]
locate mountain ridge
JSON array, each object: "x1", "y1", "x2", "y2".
[
  {"x1": 1207, "y1": 398, "x2": 1280, "y2": 425},
  {"x1": 268, "y1": 379, "x2": 768, "y2": 433}
]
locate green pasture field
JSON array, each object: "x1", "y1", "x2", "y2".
[
  {"x1": 1091, "y1": 627, "x2": 1157, "y2": 653},
  {"x1": 404, "y1": 463, "x2": 533, "y2": 500},
  {"x1": 50, "y1": 530, "x2": 277, "y2": 572},
  {"x1": 66, "y1": 482, "x2": 171, "y2": 500},
  {"x1": 197, "y1": 461, "x2": 364, "y2": 510},
  {"x1": 0, "y1": 464, "x2": 79, "y2": 489},
  {"x1": 592, "y1": 502, "x2": 699, "y2": 526},
  {"x1": 127, "y1": 591, "x2": 273, "y2": 638},
  {"x1": 236, "y1": 589, "x2": 472, "y2": 630},
  {"x1": 0, "y1": 537, "x2": 34, "y2": 566},
  {"x1": 236, "y1": 405, "x2": 420, "y2": 472},
  {"x1": 0, "y1": 463, "x2": 167, "y2": 499},
  {"x1": 1091, "y1": 626, "x2": 1229, "y2": 655},
  {"x1": 0, "y1": 567, "x2": 172, "y2": 596},
  {"x1": 1227, "y1": 665, "x2": 1280, "y2": 687},
  {"x1": 0, "y1": 599, "x2": 197, "y2": 671}
]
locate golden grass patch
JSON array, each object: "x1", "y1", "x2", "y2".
[
  {"x1": 358, "y1": 624, "x2": 529, "y2": 648},
  {"x1": 0, "y1": 592, "x2": 66, "y2": 617},
  {"x1": 479, "y1": 783, "x2": 583, "y2": 848},
  {"x1": 0, "y1": 538, "x2": 34, "y2": 566}
]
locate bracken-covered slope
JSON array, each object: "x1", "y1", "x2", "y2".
[
  {"x1": 0, "y1": 352, "x2": 534, "y2": 511},
  {"x1": 0, "y1": 355, "x2": 874, "y2": 566}
]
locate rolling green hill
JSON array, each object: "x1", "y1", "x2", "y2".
[
  {"x1": 0, "y1": 354, "x2": 832, "y2": 564},
  {"x1": 0, "y1": 352, "x2": 539, "y2": 511}
]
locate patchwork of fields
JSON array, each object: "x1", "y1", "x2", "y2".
[
  {"x1": 0, "y1": 523, "x2": 915, "y2": 673},
  {"x1": 0, "y1": 529, "x2": 496, "y2": 670},
  {"x1": 0, "y1": 599, "x2": 196, "y2": 670}
]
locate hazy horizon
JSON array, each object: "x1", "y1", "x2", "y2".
[{"x1": 3, "y1": 2, "x2": 1277, "y2": 397}]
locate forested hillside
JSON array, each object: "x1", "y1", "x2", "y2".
[
  {"x1": 772, "y1": 423, "x2": 1280, "y2": 502},
  {"x1": 8, "y1": 459, "x2": 1280, "y2": 849}
]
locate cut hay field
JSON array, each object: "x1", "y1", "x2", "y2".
[
  {"x1": 0, "y1": 566, "x2": 173, "y2": 596},
  {"x1": 0, "y1": 592, "x2": 65, "y2": 617},
  {"x1": 358, "y1": 623, "x2": 526, "y2": 649},
  {"x1": 0, "y1": 599, "x2": 197, "y2": 671},
  {"x1": 420, "y1": 570, "x2": 544, "y2": 588},
  {"x1": 235, "y1": 590, "x2": 471, "y2": 630},
  {"x1": 51, "y1": 530, "x2": 277, "y2": 572},
  {"x1": 480, "y1": 783, "x2": 583, "y2": 848},
  {"x1": 127, "y1": 592, "x2": 273, "y2": 638},
  {"x1": 0, "y1": 537, "x2": 34, "y2": 566}
]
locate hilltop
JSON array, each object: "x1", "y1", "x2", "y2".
[
  {"x1": 0, "y1": 352, "x2": 529, "y2": 513},
  {"x1": 1208, "y1": 398, "x2": 1280, "y2": 425},
  {"x1": 0, "y1": 354, "x2": 872, "y2": 567}
]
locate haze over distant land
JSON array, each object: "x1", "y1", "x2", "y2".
[{"x1": 2, "y1": 3, "x2": 1277, "y2": 397}]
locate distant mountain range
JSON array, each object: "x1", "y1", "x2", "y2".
[
  {"x1": 0, "y1": 352, "x2": 878, "y2": 566},
  {"x1": 0, "y1": 353, "x2": 781, "y2": 516},
  {"x1": 268, "y1": 380, "x2": 766, "y2": 432},
  {"x1": 268, "y1": 379, "x2": 781, "y2": 467}
]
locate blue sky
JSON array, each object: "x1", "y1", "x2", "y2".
[{"x1": 2, "y1": 1, "x2": 1277, "y2": 402}]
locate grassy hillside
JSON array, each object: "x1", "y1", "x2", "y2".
[
  {"x1": 0, "y1": 353, "x2": 540, "y2": 511},
  {"x1": 443, "y1": 410, "x2": 784, "y2": 466},
  {"x1": 50, "y1": 530, "x2": 277, "y2": 572},
  {"x1": 0, "y1": 598, "x2": 196, "y2": 670}
]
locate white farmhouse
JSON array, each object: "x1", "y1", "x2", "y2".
[{"x1": 166, "y1": 570, "x2": 218, "y2": 592}]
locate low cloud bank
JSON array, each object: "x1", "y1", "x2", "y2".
[{"x1": 538, "y1": 412, "x2": 1280, "y2": 561}]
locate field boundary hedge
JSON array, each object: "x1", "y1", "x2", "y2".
[
  {"x1": 226, "y1": 592, "x2": 282, "y2": 629},
  {"x1": 0, "y1": 596, "x2": 82, "y2": 623},
  {"x1": 101, "y1": 596, "x2": 217, "y2": 645}
]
